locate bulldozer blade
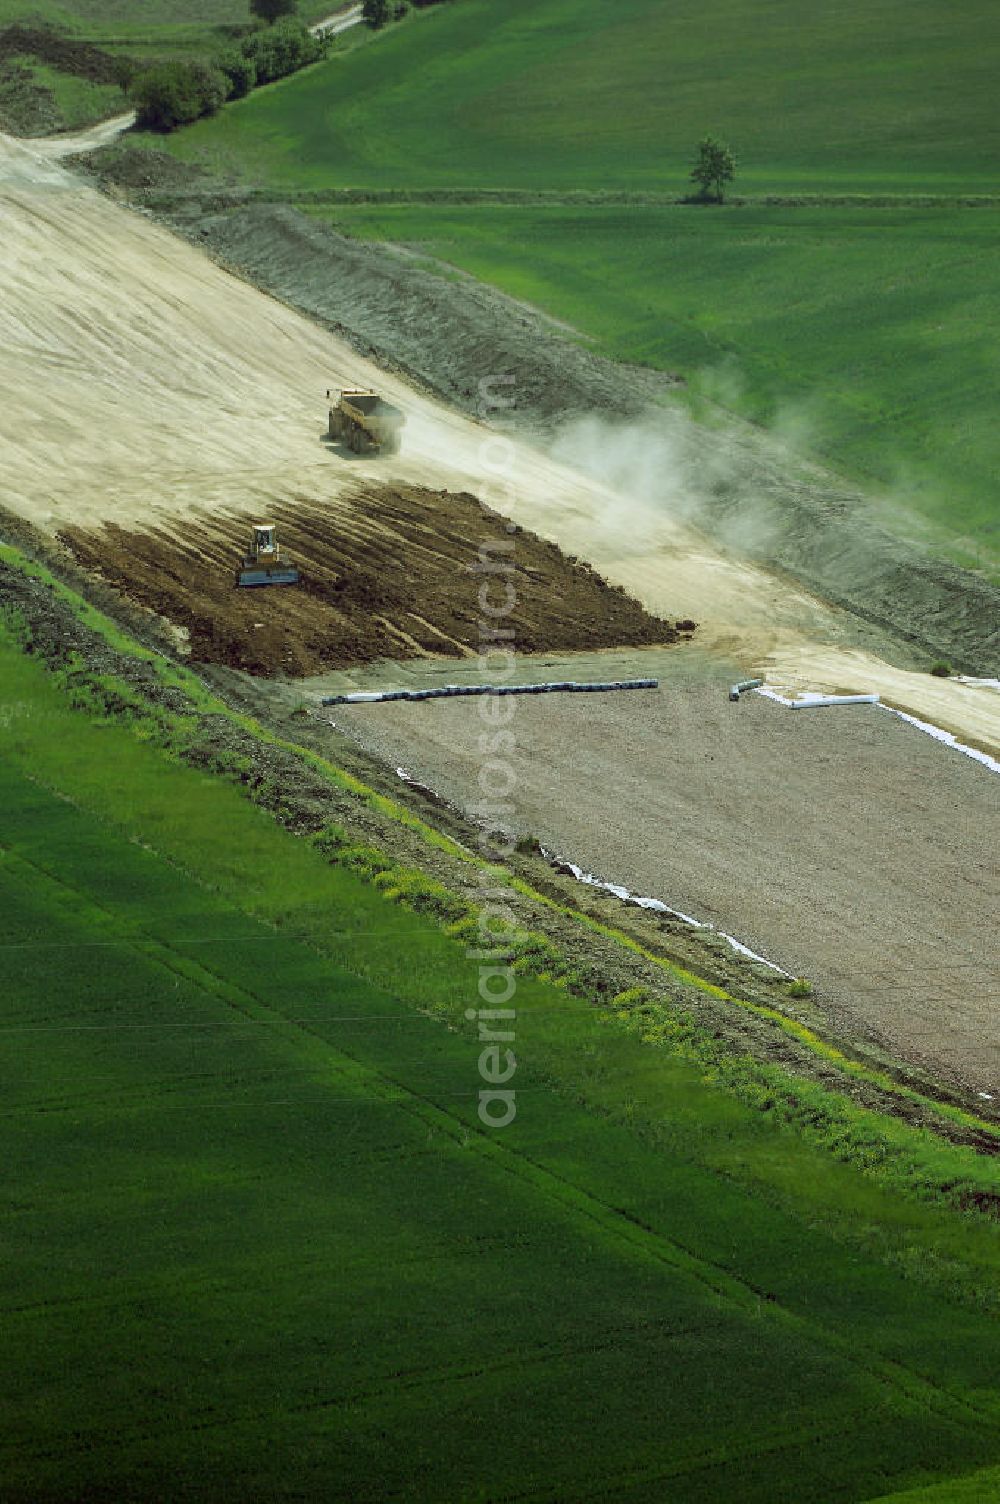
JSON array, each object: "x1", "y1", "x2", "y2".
[{"x1": 237, "y1": 566, "x2": 300, "y2": 588}]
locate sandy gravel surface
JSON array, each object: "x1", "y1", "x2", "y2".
[
  {"x1": 1, "y1": 128, "x2": 997, "y2": 752},
  {"x1": 327, "y1": 657, "x2": 999, "y2": 1096}
]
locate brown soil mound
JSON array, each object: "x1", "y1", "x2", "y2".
[{"x1": 60, "y1": 487, "x2": 683, "y2": 677}]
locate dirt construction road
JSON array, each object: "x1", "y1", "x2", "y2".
[{"x1": 1, "y1": 130, "x2": 997, "y2": 749}]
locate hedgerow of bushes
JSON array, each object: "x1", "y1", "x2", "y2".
[{"x1": 130, "y1": 17, "x2": 326, "y2": 133}]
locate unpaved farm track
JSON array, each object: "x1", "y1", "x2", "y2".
[
  {"x1": 61, "y1": 489, "x2": 681, "y2": 675},
  {"x1": 2, "y1": 131, "x2": 997, "y2": 749}
]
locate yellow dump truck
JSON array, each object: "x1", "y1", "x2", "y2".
[{"x1": 327, "y1": 388, "x2": 405, "y2": 455}]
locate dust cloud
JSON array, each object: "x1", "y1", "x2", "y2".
[{"x1": 546, "y1": 406, "x2": 781, "y2": 557}]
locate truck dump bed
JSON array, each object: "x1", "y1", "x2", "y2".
[{"x1": 328, "y1": 388, "x2": 405, "y2": 455}]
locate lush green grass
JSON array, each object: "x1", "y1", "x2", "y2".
[
  {"x1": 0, "y1": 0, "x2": 338, "y2": 60},
  {"x1": 871, "y1": 1465, "x2": 1000, "y2": 1504},
  {"x1": 139, "y1": 0, "x2": 999, "y2": 563},
  {"x1": 14, "y1": 55, "x2": 122, "y2": 122},
  {"x1": 4, "y1": 613, "x2": 1000, "y2": 1496},
  {"x1": 0, "y1": 0, "x2": 337, "y2": 28},
  {"x1": 150, "y1": 0, "x2": 1000, "y2": 194}
]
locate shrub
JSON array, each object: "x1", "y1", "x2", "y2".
[
  {"x1": 250, "y1": 0, "x2": 298, "y2": 22},
  {"x1": 788, "y1": 978, "x2": 814, "y2": 999},
  {"x1": 930, "y1": 660, "x2": 952, "y2": 678},
  {"x1": 241, "y1": 16, "x2": 322, "y2": 84},
  {"x1": 363, "y1": 0, "x2": 391, "y2": 25},
  {"x1": 215, "y1": 46, "x2": 257, "y2": 99},
  {"x1": 130, "y1": 60, "x2": 228, "y2": 131}
]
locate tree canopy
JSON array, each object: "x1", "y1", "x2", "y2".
[
  {"x1": 250, "y1": 0, "x2": 298, "y2": 24},
  {"x1": 690, "y1": 136, "x2": 736, "y2": 201}
]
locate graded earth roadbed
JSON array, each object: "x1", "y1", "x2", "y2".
[
  {"x1": 2, "y1": 126, "x2": 999, "y2": 1101},
  {"x1": 320, "y1": 656, "x2": 1000, "y2": 1098}
]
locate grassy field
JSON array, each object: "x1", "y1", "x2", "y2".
[
  {"x1": 154, "y1": 0, "x2": 999, "y2": 194},
  {"x1": 3, "y1": 598, "x2": 1000, "y2": 1496},
  {"x1": 0, "y1": 0, "x2": 338, "y2": 58},
  {"x1": 137, "y1": 0, "x2": 999, "y2": 565},
  {"x1": 12, "y1": 56, "x2": 122, "y2": 122}
]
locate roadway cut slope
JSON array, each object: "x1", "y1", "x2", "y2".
[{"x1": 0, "y1": 130, "x2": 997, "y2": 751}]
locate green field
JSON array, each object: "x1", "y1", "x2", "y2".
[
  {"x1": 0, "y1": 0, "x2": 338, "y2": 58},
  {"x1": 4, "y1": 594, "x2": 1000, "y2": 1497},
  {"x1": 136, "y1": 0, "x2": 999, "y2": 563},
  {"x1": 7, "y1": 56, "x2": 122, "y2": 121},
  {"x1": 153, "y1": 0, "x2": 999, "y2": 194}
]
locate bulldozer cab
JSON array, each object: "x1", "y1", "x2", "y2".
[
  {"x1": 252, "y1": 524, "x2": 278, "y2": 559},
  {"x1": 237, "y1": 522, "x2": 300, "y2": 588}
]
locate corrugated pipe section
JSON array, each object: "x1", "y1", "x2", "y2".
[
  {"x1": 789, "y1": 693, "x2": 880, "y2": 709},
  {"x1": 322, "y1": 679, "x2": 658, "y2": 707}
]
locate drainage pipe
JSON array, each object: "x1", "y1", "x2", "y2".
[
  {"x1": 790, "y1": 693, "x2": 880, "y2": 710},
  {"x1": 322, "y1": 678, "x2": 658, "y2": 707}
]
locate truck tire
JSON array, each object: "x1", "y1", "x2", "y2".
[{"x1": 329, "y1": 409, "x2": 344, "y2": 441}]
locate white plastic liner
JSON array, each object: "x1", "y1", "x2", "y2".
[
  {"x1": 754, "y1": 687, "x2": 999, "y2": 774},
  {"x1": 551, "y1": 857, "x2": 792, "y2": 977}
]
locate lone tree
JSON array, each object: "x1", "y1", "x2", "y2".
[
  {"x1": 362, "y1": 0, "x2": 391, "y2": 25},
  {"x1": 690, "y1": 136, "x2": 736, "y2": 201},
  {"x1": 250, "y1": 0, "x2": 297, "y2": 23}
]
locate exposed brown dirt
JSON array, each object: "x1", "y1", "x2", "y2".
[
  {"x1": 0, "y1": 26, "x2": 128, "y2": 86},
  {"x1": 60, "y1": 488, "x2": 682, "y2": 676}
]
